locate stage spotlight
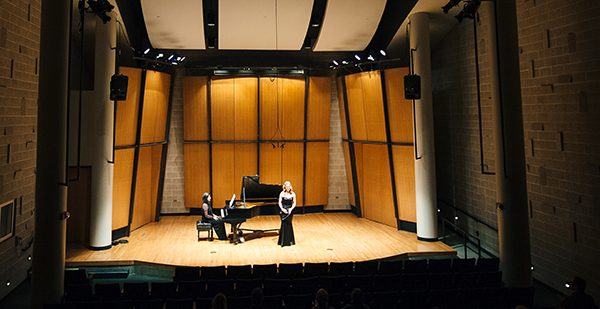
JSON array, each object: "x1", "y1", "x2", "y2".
[
  {"x1": 379, "y1": 49, "x2": 387, "y2": 56},
  {"x1": 354, "y1": 54, "x2": 361, "y2": 61},
  {"x1": 157, "y1": 53, "x2": 163, "y2": 59},
  {"x1": 180, "y1": 57, "x2": 186, "y2": 61},
  {"x1": 168, "y1": 54, "x2": 174, "y2": 61},
  {"x1": 143, "y1": 48, "x2": 150, "y2": 55},
  {"x1": 442, "y1": 0, "x2": 462, "y2": 13},
  {"x1": 342, "y1": 60, "x2": 348, "y2": 65},
  {"x1": 332, "y1": 60, "x2": 339, "y2": 66},
  {"x1": 367, "y1": 55, "x2": 375, "y2": 61},
  {"x1": 176, "y1": 56, "x2": 181, "y2": 61}
]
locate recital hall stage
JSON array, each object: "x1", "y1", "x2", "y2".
[{"x1": 66, "y1": 213, "x2": 454, "y2": 267}]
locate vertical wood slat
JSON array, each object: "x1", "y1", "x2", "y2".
[
  {"x1": 140, "y1": 71, "x2": 170, "y2": 144},
  {"x1": 259, "y1": 77, "x2": 279, "y2": 140},
  {"x1": 345, "y1": 74, "x2": 368, "y2": 141},
  {"x1": 342, "y1": 142, "x2": 355, "y2": 206},
  {"x1": 304, "y1": 142, "x2": 329, "y2": 206},
  {"x1": 307, "y1": 77, "x2": 331, "y2": 140},
  {"x1": 361, "y1": 71, "x2": 386, "y2": 142},
  {"x1": 385, "y1": 68, "x2": 414, "y2": 143},
  {"x1": 234, "y1": 77, "x2": 258, "y2": 140},
  {"x1": 259, "y1": 143, "x2": 282, "y2": 185},
  {"x1": 393, "y1": 146, "x2": 416, "y2": 222},
  {"x1": 131, "y1": 145, "x2": 162, "y2": 231},
  {"x1": 361, "y1": 144, "x2": 396, "y2": 227},
  {"x1": 115, "y1": 67, "x2": 141, "y2": 146},
  {"x1": 281, "y1": 77, "x2": 305, "y2": 140},
  {"x1": 183, "y1": 76, "x2": 208, "y2": 140},
  {"x1": 281, "y1": 142, "x2": 304, "y2": 206},
  {"x1": 112, "y1": 149, "x2": 135, "y2": 230},
  {"x1": 211, "y1": 77, "x2": 235, "y2": 140},
  {"x1": 211, "y1": 143, "x2": 235, "y2": 208},
  {"x1": 184, "y1": 144, "x2": 210, "y2": 208}
]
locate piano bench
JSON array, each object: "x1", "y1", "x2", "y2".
[{"x1": 197, "y1": 221, "x2": 214, "y2": 241}]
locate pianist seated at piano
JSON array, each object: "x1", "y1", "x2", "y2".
[
  {"x1": 278, "y1": 181, "x2": 296, "y2": 247},
  {"x1": 201, "y1": 192, "x2": 228, "y2": 240}
]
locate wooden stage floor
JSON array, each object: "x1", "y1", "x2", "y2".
[{"x1": 66, "y1": 213, "x2": 455, "y2": 267}]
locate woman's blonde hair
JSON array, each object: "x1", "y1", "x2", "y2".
[{"x1": 283, "y1": 181, "x2": 293, "y2": 193}]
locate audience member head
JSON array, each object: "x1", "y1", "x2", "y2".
[
  {"x1": 514, "y1": 305, "x2": 529, "y2": 309},
  {"x1": 570, "y1": 276, "x2": 586, "y2": 293},
  {"x1": 351, "y1": 288, "x2": 364, "y2": 305},
  {"x1": 212, "y1": 292, "x2": 227, "y2": 309},
  {"x1": 314, "y1": 288, "x2": 329, "y2": 308},
  {"x1": 251, "y1": 287, "x2": 264, "y2": 308}
]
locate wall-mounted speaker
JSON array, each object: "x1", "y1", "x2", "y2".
[
  {"x1": 110, "y1": 74, "x2": 128, "y2": 101},
  {"x1": 404, "y1": 74, "x2": 421, "y2": 100}
]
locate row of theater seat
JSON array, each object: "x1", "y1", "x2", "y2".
[
  {"x1": 50, "y1": 287, "x2": 511, "y2": 309},
  {"x1": 64, "y1": 271, "x2": 502, "y2": 301}
]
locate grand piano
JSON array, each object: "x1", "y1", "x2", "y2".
[{"x1": 221, "y1": 176, "x2": 281, "y2": 244}]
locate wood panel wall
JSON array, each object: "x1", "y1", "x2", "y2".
[
  {"x1": 339, "y1": 68, "x2": 416, "y2": 229},
  {"x1": 112, "y1": 149, "x2": 134, "y2": 230},
  {"x1": 131, "y1": 145, "x2": 162, "y2": 230},
  {"x1": 115, "y1": 67, "x2": 141, "y2": 146},
  {"x1": 184, "y1": 76, "x2": 330, "y2": 209},
  {"x1": 140, "y1": 71, "x2": 171, "y2": 144}
]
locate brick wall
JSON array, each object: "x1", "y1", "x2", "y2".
[
  {"x1": 0, "y1": 0, "x2": 40, "y2": 300},
  {"x1": 327, "y1": 78, "x2": 350, "y2": 210},
  {"x1": 161, "y1": 69, "x2": 186, "y2": 213},
  {"x1": 432, "y1": 0, "x2": 600, "y2": 300}
]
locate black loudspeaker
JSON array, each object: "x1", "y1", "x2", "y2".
[
  {"x1": 110, "y1": 74, "x2": 128, "y2": 101},
  {"x1": 404, "y1": 74, "x2": 421, "y2": 100}
]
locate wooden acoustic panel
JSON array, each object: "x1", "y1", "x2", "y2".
[
  {"x1": 304, "y1": 142, "x2": 329, "y2": 206},
  {"x1": 183, "y1": 76, "x2": 208, "y2": 141},
  {"x1": 211, "y1": 77, "x2": 235, "y2": 140},
  {"x1": 344, "y1": 74, "x2": 367, "y2": 141},
  {"x1": 116, "y1": 67, "x2": 141, "y2": 146},
  {"x1": 385, "y1": 67, "x2": 414, "y2": 143},
  {"x1": 281, "y1": 142, "x2": 304, "y2": 206},
  {"x1": 140, "y1": 70, "x2": 171, "y2": 144},
  {"x1": 307, "y1": 77, "x2": 331, "y2": 140},
  {"x1": 234, "y1": 143, "x2": 258, "y2": 193},
  {"x1": 112, "y1": 149, "x2": 135, "y2": 230},
  {"x1": 281, "y1": 77, "x2": 305, "y2": 140},
  {"x1": 360, "y1": 71, "x2": 386, "y2": 142},
  {"x1": 360, "y1": 144, "x2": 396, "y2": 228},
  {"x1": 259, "y1": 77, "x2": 279, "y2": 140},
  {"x1": 211, "y1": 143, "x2": 235, "y2": 208},
  {"x1": 353, "y1": 143, "x2": 365, "y2": 211},
  {"x1": 259, "y1": 143, "x2": 282, "y2": 185},
  {"x1": 393, "y1": 145, "x2": 416, "y2": 223},
  {"x1": 342, "y1": 142, "x2": 355, "y2": 206},
  {"x1": 67, "y1": 167, "x2": 91, "y2": 244},
  {"x1": 184, "y1": 144, "x2": 210, "y2": 208},
  {"x1": 234, "y1": 77, "x2": 258, "y2": 141},
  {"x1": 132, "y1": 145, "x2": 162, "y2": 231}
]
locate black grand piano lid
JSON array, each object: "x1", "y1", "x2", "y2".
[{"x1": 241, "y1": 175, "x2": 282, "y2": 201}]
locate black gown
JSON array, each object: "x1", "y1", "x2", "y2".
[
  {"x1": 202, "y1": 202, "x2": 228, "y2": 240},
  {"x1": 278, "y1": 196, "x2": 295, "y2": 246}
]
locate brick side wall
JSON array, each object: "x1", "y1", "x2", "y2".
[
  {"x1": 432, "y1": 0, "x2": 600, "y2": 300},
  {"x1": 161, "y1": 70, "x2": 186, "y2": 213},
  {"x1": 327, "y1": 78, "x2": 350, "y2": 210},
  {"x1": 0, "y1": 0, "x2": 40, "y2": 300}
]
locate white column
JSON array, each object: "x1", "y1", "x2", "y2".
[
  {"x1": 409, "y1": 12, "x2": 438, "y2": 241},
  {"x1": 32, "y1": 0, "x2": 70, "y2": 307},
  {"x1": 89, "y1": 17, "x2": 116, "y2": 249},
  {"x1": 483, "y1": 1, "x2": 532, "y2": 288}
]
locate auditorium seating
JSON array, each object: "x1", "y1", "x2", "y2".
[{"x1": 58, "y1": 257, "x2": 515, "y2": 308}]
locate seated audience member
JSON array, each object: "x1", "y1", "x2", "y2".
[
  {"x1": 561, "y1": 277, "x2": 598, "y2": 309},
  {"x1": 313, "y1": 288, "x2": 335, "y2": 309},
  {"x1": 342, "y1": 288, "x2": 370, "y2": 309},
  {"x1": 212, "y1": 292, "x2": 227, "y2": 309},
  {"x1": 249, "y1": 287, "x2": 264, "y2": 309}
]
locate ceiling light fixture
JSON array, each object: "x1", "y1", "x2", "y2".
[
  {"x1": 367, "y1": 55, "x2": 375, "y2": 61},
  {"x1": 143, "y1": 48, "x2": 150, "y2": 55},
  {"x1": 342, "y1": 60, "x2": 348, "y2": 65},
  {"x1": 207, "y1": 11, "x2": 216, "y2": 27},
  {"x1": 156, "y1": 53, "x2": 163, "y2": 59},
  {"x1": 354, "y1": 54, "x2": 361, "y2": 61},
  {"x1": 379, "y1": 49, "x2": 386, "y2": 56},
  {"x1": 332, "y1": 60, "x2": 339, "y2": 66},
  {"x1": 167, "y1": 55, "x2": 174, "y2": 60},
  {"x1": 180, "y1": 57, "x2": 186, "y2": 61}
]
